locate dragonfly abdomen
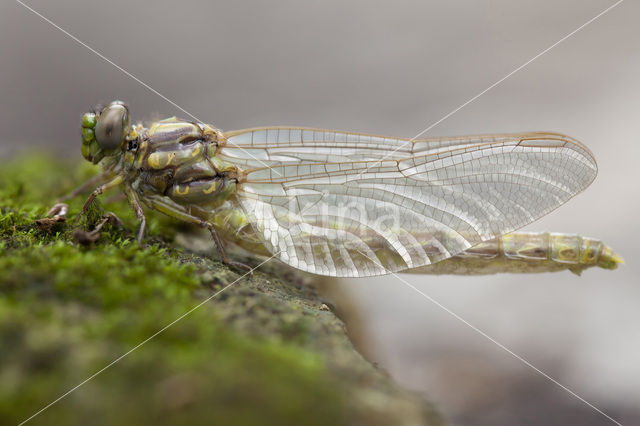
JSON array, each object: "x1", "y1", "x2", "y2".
[
  {"x1": 407, "y1": 232, "x2": 622, "y2": 275},
  {"x1": 501, "y1": 232, "x2": 621, "y2": 270}
]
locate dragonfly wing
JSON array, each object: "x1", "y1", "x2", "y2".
[{"x1": 219, "y1": 128, "x2": 597, "y2": 277}]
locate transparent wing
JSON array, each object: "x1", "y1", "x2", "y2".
[{"x1": 219, "y1": 127, "x2": 597, "y2": 277}]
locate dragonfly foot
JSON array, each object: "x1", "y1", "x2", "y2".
[
  {"x1": 104, "y1": 212, "x2": 125, "y2": 228},
  {"x1": 225, "y1": 259, "x2": 254, "y2": 275},
  {"x1": 204, "y1": 224, "x2": 253, "y2": 275},
  {"x1": 72, "y1": 212, "x2": 123, "y2": 245},
  {"x1": 72, "y1": 227, "x2": 102, "y2": 245}
]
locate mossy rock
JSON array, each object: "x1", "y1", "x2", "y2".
[{"x1": 0, "y1": 155, "x2": 444, "y2": 426}]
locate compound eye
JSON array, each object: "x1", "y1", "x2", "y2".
[{"x1": 95, "y1": 102, "x2": 130, "y2": 151}]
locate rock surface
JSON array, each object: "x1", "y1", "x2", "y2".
[{"x1": 0, "y1": 155, "x2": 444, "y2": 426}]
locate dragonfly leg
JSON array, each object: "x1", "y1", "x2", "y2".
[
  {"x1": 57, "y1": 171, "x2": 109, "y2": 202},
  {"x1": 124, "y1": 188, "x2": 147, "y2": 243},
  {"x1": 75, "y1": 175, "x2": 124, "y2": 223},
  {"x1": 144, "y1": 196, "x2": 253, "y2": 273},
  {"x1": 206, "y1": 224, "x2": 253, "y2": 274}
]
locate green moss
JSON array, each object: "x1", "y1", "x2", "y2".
[{"x1": 0, "y1": 154, "x2": 442, "y2": 426}]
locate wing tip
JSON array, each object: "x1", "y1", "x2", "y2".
[{"x1": 519, "y1": 131, "x2": 598, "y2": 185}]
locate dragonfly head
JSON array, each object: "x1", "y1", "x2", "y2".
[{"x1": 81, "y1": 101, "x2": 130, "y2": 164}]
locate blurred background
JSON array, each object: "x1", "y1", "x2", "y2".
[{"x1": 1, "y1": 0, "x2": 638, "y2": 424}]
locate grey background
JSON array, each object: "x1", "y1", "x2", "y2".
[{"x1": 1, "y1": 1, "x2": 638, "y2": 424}]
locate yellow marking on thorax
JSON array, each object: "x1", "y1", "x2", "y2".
[
  {"x1": 191, "y1": 144, "x2": 202, "y2": 157},
  {"x1": 203, "y1": 181, "x2": 218, "y2": 194},
  {"x1": 148, "y1": 152, "x2": 176, "y2": 169},
  {"x1": 175, "y1": 185, "x2": 190, "y2": 195}
]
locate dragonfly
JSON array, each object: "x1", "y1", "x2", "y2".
[{"x1": 63, "y1": 100, "x2": 622, "y2": 277}]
